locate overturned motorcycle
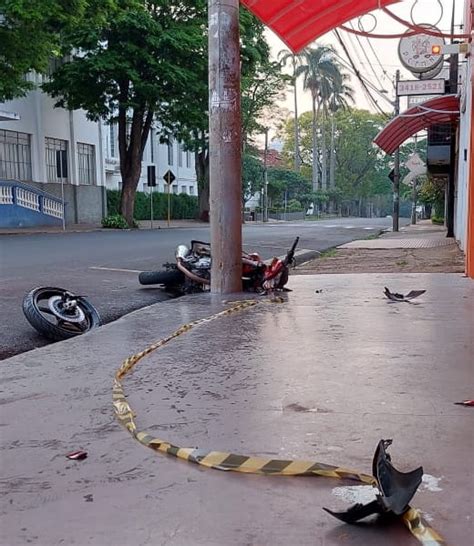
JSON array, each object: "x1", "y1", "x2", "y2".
[
  {"x1": 22, "y1": 287, "x2": 101, "y2": 341},
  {"x1": 139, "y1": 237, "x2": 300, "y2": 294}
]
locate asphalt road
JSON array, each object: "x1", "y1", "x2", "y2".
[{"x1": 0, "y1": 217, "x2": 392, "y2": 359}]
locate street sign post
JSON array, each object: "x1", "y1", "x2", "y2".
[
  {"x1": 163, "y1": 170, "x2": 175, "y2": 228},
  {"x1": 147, "y1": 166, "x2": 156, "y2": 229},
  {"x1": 55, "y1": 150, "x2": 67, "y2": 231}
]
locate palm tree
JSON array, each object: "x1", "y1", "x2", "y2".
[
  {"x1": 278, "y1": 49, "x2": 301, "y2": 172},
  {"x1": 326, "y1": 71, "x2": 354, "y2": 189},
  {"x1": 296, "y1": 45, "x2": 341, "y2": 192}
]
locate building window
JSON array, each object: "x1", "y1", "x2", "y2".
[
  {"x1": 189, "y1": 186, "x2": 194, "y2": 195},
  {"x1": 172, "y1": 184, "x2": 178, "y2": 194},
  {"x1": 181, "y1": 185, "x2": 186, "y2": 194},
  {"x1": 186, "y1": 150, "x2": 192, "y2": 168},
  {"x1": 167, "y1": 140, "x2": 174, "y2": 166},
  {"x1": 77, "y1": 143, "x2": 96, "y2": 185},
  {"x1": 178, "y1": 144, "x2": 183, "y2": 167},
  {"x1": 109, "y1": 124, "x2": 117, "y2": 158},
  {"x1": 0, "y1": 129, "x2": 32, "y2": 182},
  {"x1": 45, "y1": 137, "x2": 69, "y2": 183}
]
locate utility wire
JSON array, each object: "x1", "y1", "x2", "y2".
[
  {"x1": 348, "y1": 21, "x2": 387, "y2": 90},
  {"x1": 333, "y1": 30, "x2": 393, "y2": 116},
  {"x1": 348, "y1": 21, "x2": 391, "y2": 85}
]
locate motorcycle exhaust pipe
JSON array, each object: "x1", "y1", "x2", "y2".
[{"x1": 176, "y1": 259, "x2": 210, "y2": 286}]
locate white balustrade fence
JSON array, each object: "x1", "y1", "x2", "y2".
[
  {"x1": 0, "y1": 185, "x2": 14, "y2": 204},
  {"x1": 43, "y1": 197, "x2": 64, "y2": 218},
  {"x1": 16, "y1": 187, "x2": 40, "y2": 211}
]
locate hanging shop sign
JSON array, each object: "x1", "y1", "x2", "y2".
[{"x1": 398, "y1": 26, "x2": 445, "y2": 75}]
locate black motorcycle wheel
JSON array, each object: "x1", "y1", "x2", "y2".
[
  {"x1": 22, "y1": 287, "x2": 101, "y2": 341},
  {"x1": 138, "y1": 270, "x2": 184, "y2": 286}
]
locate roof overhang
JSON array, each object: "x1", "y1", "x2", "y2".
[
  {"x1": 374, "y1": 95, "x2": 460, "y2": 155},
  {"x1": 240, "y1": 0, "x2": 400, "y2": 52}
]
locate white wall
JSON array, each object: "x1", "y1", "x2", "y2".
[
  {"x1": 104, "y1": 125, "x2": 198, "y2": 196},
  {"x1": 454, "y1": 27, "x2": 473, "y2": 249},
  {"x1": 0, "y1": 76, "x2": 104, "y2": 188}
]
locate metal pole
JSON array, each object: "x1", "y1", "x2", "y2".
[
  {"x1": 393, "y1": 69, "x2": 400, "y2": 232},
  {"x1": 446, "y1": 53, "x2": 458, "y2": 238},
  {"x1": 150, "y1": 186, "x2": 154, "y2": 229},
  {"x1": 208, "y1": 0, "x2": 242, "y2": 293},
  {"x1": 167, "y1": 183, "x2": 171, "y2": 228},
  {"x1": 60, "y1": 177, "x2": 66, "y2": 231},
  {"x1": 411, "y1": 178, "x2": 418, "y2": 225},
  {"x1": 263, "y1": 128, "x2": 268, "y2": 222}
]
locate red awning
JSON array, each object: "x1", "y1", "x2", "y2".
[
  {"x1": 240, "y1": 0, "x2": 400, "y2": 52},
  {"x1": 374, "y1": 95, "x2": 460, "y2": 155}
]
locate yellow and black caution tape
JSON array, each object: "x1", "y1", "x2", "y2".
[{"x1": 113, "y1": 298, "x2": 445, "y2": 546}]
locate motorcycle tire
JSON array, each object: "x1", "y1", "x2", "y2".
[
  {"x1": 22, "y1": 286, "x2": 101, "y2": 342},
  {"x1": 138, "y1": 270, "x2": 184, "y2": 286}
]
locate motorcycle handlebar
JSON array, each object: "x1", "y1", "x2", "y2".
[{"x1": 283, "y1": 236, "x2": 299, "y2": 266}]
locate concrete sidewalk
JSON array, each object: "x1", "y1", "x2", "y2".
[
  {"x1": 339, "y1": 221, "x2": 454, "y2": 250},
  {"x1": 1, "y1": 273, "x2": 472, "y2": 546}
]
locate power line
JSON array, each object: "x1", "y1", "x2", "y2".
[
  {"x1": 333, "y1": 30, "x2": 393, "y2": 116},
  {"x1": 348, "y1": 21, "x2": 387, "y2": 90}
]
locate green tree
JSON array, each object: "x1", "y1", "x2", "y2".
[
  {"x1": 44, "y1": 0, "x2": 207, "y2": 226},
  {"x1": 242, "y1": 149, "x2": 263, "y2": 204},
  {"x1": 279, "y1": 108, "x2": 392, "y2": 216},
  {"x1": 0, "y1": 0, "x2": 90, "y2": 101},
  {"x1": 266, "y1": 166, "x2": 311, "y2": 209},
  {"x1": 278, "y1": 49, "x2": 301, "y2": 171},
  {"x1": 295, "y1": 46, "x2": 342, "y2": 192}
]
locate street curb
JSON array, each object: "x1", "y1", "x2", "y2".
[{"x1": 266, "y1": 248, "x2": 321, "y2": 267}]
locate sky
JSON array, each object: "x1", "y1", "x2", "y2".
[{"x1": 263, "y1": 0, "x2": 464, "y2": 143}]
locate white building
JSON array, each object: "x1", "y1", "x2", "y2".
[
  {"x1": 104, "y1": 123, "x2": 197, "y2": 196},
  {"x1": 0, "y1": 78, "x2": 197, "y2": 225}
]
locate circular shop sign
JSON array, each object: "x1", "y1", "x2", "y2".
[{"x1": 398, "y1": 26, "x2": 445, "y2": 75}]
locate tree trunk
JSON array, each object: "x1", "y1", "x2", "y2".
[
  {"x1": 321, "y1": 107, "x2": 327, "y2": 192},
  {"x1": 311, "y1": 95, "x2": 319, "y2": 193},
  {"x1": 329, "y1": 115, "x2": 336, "y2": 189},
  {"x1": 293, "y1": 58, "x2": 300, "y2": 172},
  {"x1": 117, "y1": 100, "x2": 153, "y2": 227}
]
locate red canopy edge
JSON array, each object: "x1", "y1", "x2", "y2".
[
  {"x1": 240, "y1": 0, "x2": 400, "y2": 52},
  {"x1": 374, "y1": 95, "x2": 460, "y2": 155}
]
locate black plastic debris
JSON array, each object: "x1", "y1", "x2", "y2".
[
  {"x1": 454, "y1": 399, "x2": 474, "y2": 407},
  {"x1": 66, "y1": 450, "x2": 88, "y2": 461},
  {"x1": 323, "y1": 439, "x2": 423, "y2": 523},
  {"x1": 384, "y1": 287, "x2": 426, "y2": 302}
]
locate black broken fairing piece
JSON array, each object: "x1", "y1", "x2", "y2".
[
  {"x1": 323, "y1": 439, "x2": 423, "y2": 524},
  {"x1": 384, "y1": 287, "x2": 426, "y2": 302}
]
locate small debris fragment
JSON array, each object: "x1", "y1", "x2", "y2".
[
  {"x1": 454, "y1": 399, "x2": 474, "y2": 407},
  {"x1": 384, "y1": 287, "x2": 425, "y2": 302},
  {"x1": 83, "y1": 494, "x2": 93, "y2": 502},
  {"x1": 315, "y1": 289, "x2": 323, "y2": 294},
  {"x1": 66, "y1": 450, "x2": 88, "y2": 461}
]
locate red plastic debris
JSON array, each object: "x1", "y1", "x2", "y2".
[
  {"x1": 66, "y1": 450, "x2": 88, "y2": 460},
  {"x1": 454, "y1": 400, "x2": 474, "y2": 407}
]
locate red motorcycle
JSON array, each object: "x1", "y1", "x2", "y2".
[{"x1": 138, "y1": 237, "x2": 299, "y2": 293}]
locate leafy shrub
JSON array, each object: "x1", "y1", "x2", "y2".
[
  {"x1": 287, "y1": 199, "x2": 303, "y2": 212},
  {"x1": 107, "y1": 190, "x2": 198, "y2": 220},
  {"x1": 431, "y1": 215, "x2": 445, "y2": 225},
  {"x1": 102, "y1": 214, "x2": 130, "y2": 229}
]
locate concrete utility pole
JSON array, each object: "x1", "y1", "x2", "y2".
[
  {"x1": 208, "y1": 0, "x2": 242, "y2": 293},
  {"x1": 393, "y1": 69, "x2": 401, "y2": 233}
]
